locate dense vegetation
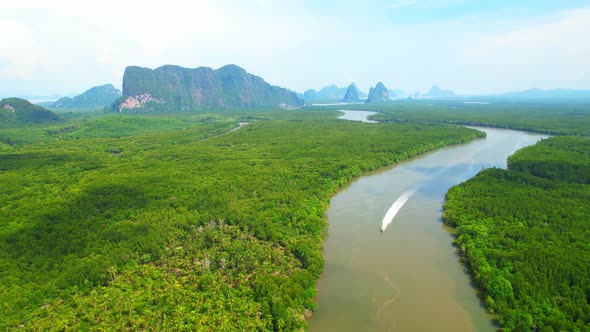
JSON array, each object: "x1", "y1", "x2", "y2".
[
  {"x1": 443, "y1": 136, "x2": 590, "y2": 331},
  {"x1": 0, "y1": 98, "x2": 62, "y2": 127},
  {"x1": 0, "y1": 110, "x2": 482, "y2": 330},
  {"x1": 0, "y1": 113, "x2": 237, "y2": 148},
  {"x1": 508, "y1": 136, "x2": 590, "y2": 184},
  {"x1": 315, "y1": 99, "x2": 590, "y2": 135}
]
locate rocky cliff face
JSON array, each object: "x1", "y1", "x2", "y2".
[
  {"x1": 365, "y1": 82, "x2": 390, "y2": 103},
  {"x1": 116, "y1": 94, "x2": 163, "y2": 112},
  {"x1": 342, "y1": 83, "x2": 361, "y2": 102},
  {"x1": 115, "y1": 64, "x2": 302, "y2": 112},
  {"x1": 52, "y1": 84, "x2": 121, "y2": 109}
]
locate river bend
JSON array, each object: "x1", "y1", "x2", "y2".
[{"x1": 308, "y1": 111, "x2": 547, "y2": 331}]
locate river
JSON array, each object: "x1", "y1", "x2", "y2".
[{"x1": 308, "y1": 110, "x2": 547, "y2": 331}]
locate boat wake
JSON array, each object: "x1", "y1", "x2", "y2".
[{"x1": 381, "y1": 190, "x2": 415, "y2": 232}]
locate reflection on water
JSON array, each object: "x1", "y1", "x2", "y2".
[
  {"x1": 337, "y1": 110, "x2": 378, "y2": 123},
  {"x1": 308, "y1": 116, "x2": 547, "y2": 331}
]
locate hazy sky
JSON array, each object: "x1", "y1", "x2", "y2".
[{"x1": 2, "y1": 0, "x2": 590, "y2": 97}]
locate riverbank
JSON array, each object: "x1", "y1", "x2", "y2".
[
  {"x1": 443, "y1": 136, "x2": 590, "y2": 331},
  {"x1": 308, "y1": 116, "x2": 546, "y2": 331},
  {"x1": 0, "y1": 113, "x2": 486, "y2": 330}
]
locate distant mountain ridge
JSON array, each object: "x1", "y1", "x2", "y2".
[
  {"x1": 114, "y1": 64, "x2": 302, "y2": 112},
  {"x1": 0, "y1": 98, "x2": 61, "y2": 127},
  {"x1": 303, "y1": 84, "x2": 367, "y2": 103},
  {"x1": 52, "y1": 84, "x2": 121, "y2": 109},
  {"x1": 389, "y1": 89, "x2": 403, "y2": 99},
  {"x1": 303, "y1": 85, "x2": 347, "y2": 102},
  {"x1": 501, "y1": 88, "x2": 590, "y2": 99},
  {"x1": 424, "y1": 85, "x2": 455, "y2": 98}
]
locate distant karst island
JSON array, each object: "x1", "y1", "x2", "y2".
[
  {"x1": 365, "y1": 82, "x2": 391, "y2": 103},
  {"x1": 342, "y1": 83, "x2": 361, "y2": 102}
]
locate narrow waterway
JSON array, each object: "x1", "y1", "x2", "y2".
[{"x1": 308, "y1": 111, "x2": 547, "y2": 331}]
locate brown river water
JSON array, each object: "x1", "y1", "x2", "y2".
[{"x1": 307, "y1": 111, "x2": 547, "y2": 332}]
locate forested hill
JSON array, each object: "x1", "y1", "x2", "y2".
[
  {"x1": 443, "y1": 136, "x2": 590, "y2": 331},
  {"x1": 112, "y1": 64, "x2": 303, "y2": 112},
  {"x1": 0, "y1": 112, "x2": 482, "y2": 330},
  {"x1": 52, "y1": 84, "x2": 121, "y2": 109},
  {"x1": 0, "y1": 98, "x2": 61, "y2": 127}
]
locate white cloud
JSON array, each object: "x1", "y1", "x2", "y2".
[
  {"x1": 463, "y1": 7, "x2": 590, "y2": 91},
  {"x1": 0, "y1": 20, "x2": 36, "y2": 78},
  {"x1": 1, "y1": 1, "x2": 590, "y2": 96},
  {"x1": 0, "y1": 0, "x2": 325, "y2": 94},
  {"x1": 387, "y1": 0, "x2": 418, "y2": 10},
  {"x1": 487, "y1": 8, "x2": 590, "y2": 59},
  {"x1": 386, "y1": 0, "x2": 470, "y2": 12}
]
